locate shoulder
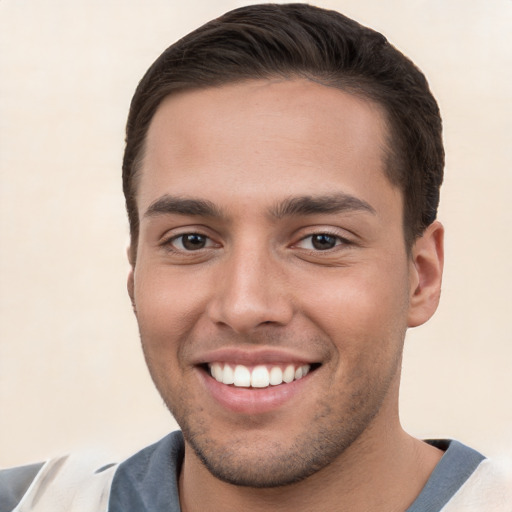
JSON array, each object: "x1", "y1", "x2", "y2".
[
  {"x1": 408, "y1": 439, "x2": 511, "y2": 512},
  {"x1": 0, "y1": 432, "x2": 184, "y2": 512},
  {"x1": 441, "y1": 455, "x2": 512, "y2": 511},
  {"x1": 0, "y1": 462, "x2": 44, "y2": 512},
  {"x1": 0, "y1": 455, "x2": 117, "y2": 512}
]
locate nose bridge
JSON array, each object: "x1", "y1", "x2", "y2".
[{"x1": 208, "y1": 236, "x2": 292, "y2": 333}]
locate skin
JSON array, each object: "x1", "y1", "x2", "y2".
[{"x1": 128, "y1": 79, "x2": 445, "y2": 511}]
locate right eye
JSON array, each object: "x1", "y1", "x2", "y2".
[{"x1": 168, "y1": 233, "x2": 214, "y2": 251}]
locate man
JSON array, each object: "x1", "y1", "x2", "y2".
[{"x1": 1, "y1": 3, "x2": 510, "y2": 511}]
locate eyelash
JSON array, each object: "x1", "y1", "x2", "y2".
[
  {"x1": 161, "y1": 232, "x2": 216, "y2": 252},
  {"x1": 294, "y1": 231, "x2": 352, "y2": 252},
  {"x1": 161, "y1": 230, "x2": 352, "y2": 254}
]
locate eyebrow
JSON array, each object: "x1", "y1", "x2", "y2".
[
  {"x1": 143, "y1": 192, "x2": 376, "y2": 220},
  {"x1": 269, "y1": 193, "x2": 376, "y2": 218},
  {"x1": 144, "y1": 195, "x2": 224, "y2": 219}
]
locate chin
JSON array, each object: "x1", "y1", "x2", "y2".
[{"x1": 178, "y1": 403, "x2": 379, "y2": 489}]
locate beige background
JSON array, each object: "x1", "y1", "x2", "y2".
[{"x1": 1, "y1": 0, "x2": 511, "y2": 467}]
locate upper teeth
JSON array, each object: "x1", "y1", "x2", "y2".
[{"x1": 208, "y1": 363, "x2": 310, "y2": 388}]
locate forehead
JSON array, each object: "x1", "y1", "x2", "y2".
[{"x1": 138, "y1": 79, "x2": 398, "y2": 219}]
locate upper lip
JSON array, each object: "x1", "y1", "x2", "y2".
[{"x1": 193, "y1": 347, "x2": 319, "y2": 366}]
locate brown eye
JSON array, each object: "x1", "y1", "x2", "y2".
[
  {"x1": 295, "y1": 233, "x2": 344, "y2": 251},
  {"x1": 173, "y1": 233, "x2": 210, "y2": 251},
  {"x1": 311, "y1": 234, "x2": 338, "y2": 250}
]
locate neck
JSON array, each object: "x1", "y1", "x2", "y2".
[{"x1": 178, "y1": 419, "x2": 443, "y2": 512}]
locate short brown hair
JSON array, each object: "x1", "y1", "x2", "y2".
[{"x1": 123, "y1": 3, "x2": 444, "y2": 258}]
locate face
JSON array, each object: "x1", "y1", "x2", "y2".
[{"x1": 129, "y1": 79, "x2": 423, "y2": 487}]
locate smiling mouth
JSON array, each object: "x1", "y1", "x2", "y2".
[{"x1": 206, "y1": 362, "x2": 320, "y2": 388}]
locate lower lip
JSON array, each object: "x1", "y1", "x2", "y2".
[{"x1": 198, "y1": 368, "x2": 311, "y2": 414}]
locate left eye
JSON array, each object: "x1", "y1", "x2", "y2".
[
  {"x1": 170, "y1": 233, "x2": 213, "y2": 251},
  {"x1": 297, "y1": 233, "x2": 342, "y2": 251}
]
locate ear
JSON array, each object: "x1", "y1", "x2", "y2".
[
  {"x1": 126, "y1": 245, "x2": 136, "y2": 314},
  {"x1": 407, "y1": 221, "x2": 444, "y2": 328}
]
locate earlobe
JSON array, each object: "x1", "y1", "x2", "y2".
[
  {"x1": 127, "y1": 267, "x2": 136, "y2": 313},
  {"x1": 407, "y1": 221, "x2": 444, "y2": 328}
]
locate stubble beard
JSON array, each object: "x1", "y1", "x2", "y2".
[
  {"x1": 182, "y1": 403, "x2": 378, "y2": 488},
  {"x1": 159, "y1": 369, "x2": 400, "y2": 489},
  {"x1": 141, "y1": 320, "x2": 406, "y2": 489}
]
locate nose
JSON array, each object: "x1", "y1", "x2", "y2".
[{"x1": 206, "y1": 243, "x2": 294, "y2": 335}]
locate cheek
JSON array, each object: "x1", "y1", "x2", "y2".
[
  {"x1": 135, "y1": 261, "x2": 208, "y2": 312},
  {"x1": 298, "y1": 262, "x2": 410, "y2": 347},
  {"x1": 133, "y1": 267, "x2": 207, "y2": 353}
]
